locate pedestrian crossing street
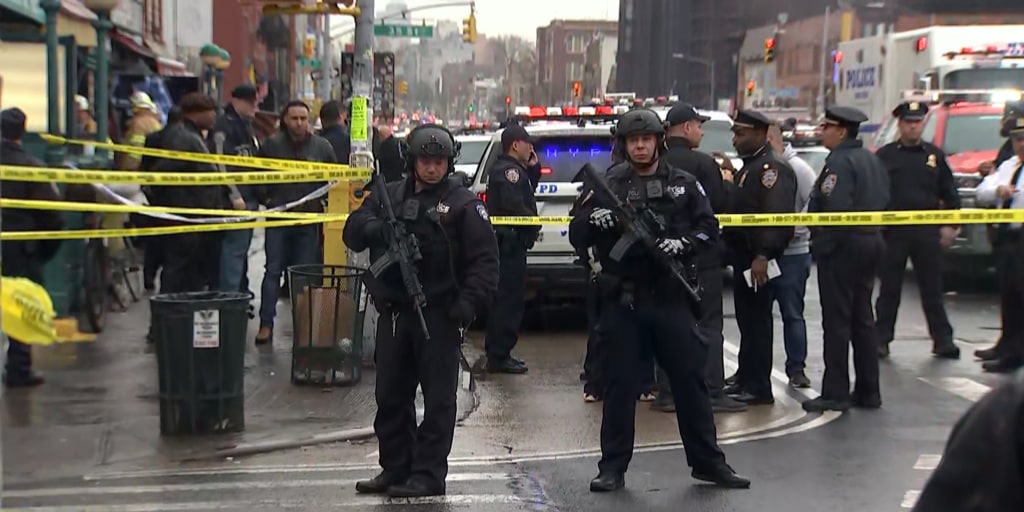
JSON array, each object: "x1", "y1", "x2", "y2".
[
  {"x1": 1, "y1": 467, "x2": 557, "y2": 511},
  {"x1": 901, "y1": 375, "x2": 994, "y2": 510}
]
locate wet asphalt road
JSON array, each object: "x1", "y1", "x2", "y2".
[{"x1": 3, "y1": 269, "x2": 1012, "y2": 511}]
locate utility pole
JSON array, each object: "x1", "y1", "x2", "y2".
[
  {"x1": 348, "y1": 0, "x2": 376, "y2": 362},
  {"x1": 319, "y1": 13, "x2": 333, "y2": 100}
]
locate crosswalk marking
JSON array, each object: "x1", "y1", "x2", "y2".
[
  {"x1": 917, "y1": 377, "x2": 991, "y2": 403},
  {"x1": 3, "y1": 495, "x2": 528, "y2": 512},
  {"x1": 3, "y1": 473, "x2": 510, "y2": 499},
  {"x1": 901, "y1": 490, "x2": 921, "y2": 509},
  {"x1": 913, "y1": 454, "x2": 941, "y2": 471}
]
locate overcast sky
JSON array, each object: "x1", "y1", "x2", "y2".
[{"x1": 332, "y1": 0, "x2": 620, "y2": 42}]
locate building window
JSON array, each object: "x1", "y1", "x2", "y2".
[
  {"x1": 145, "y1": 0, "x2": 163, "y2": 42},
  {"x1": 566, "y1": 61, "x2": 583, "y2": 81},
  {"x1": 566, "y1": 33, "x2": 587, "y2": 54}
]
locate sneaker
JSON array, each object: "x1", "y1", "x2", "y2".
[{"x1": 788, "y1": 370, "x2": 811, "y2": 389}]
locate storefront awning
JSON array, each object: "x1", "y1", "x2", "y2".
[
  {"x1": 110, "y1": 30, "x2": 154, "y2": 59},
  {"x1": 156, "y1": 56, "x2": 192, "y2": 77}
]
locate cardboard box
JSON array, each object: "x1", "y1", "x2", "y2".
[{"x1": 294, "y1": 286, "x2": 357, "y2": 350}]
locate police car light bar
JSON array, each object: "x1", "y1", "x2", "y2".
[{"x1": 899, "y1": 88, "x2": 1022, "y2": 105}]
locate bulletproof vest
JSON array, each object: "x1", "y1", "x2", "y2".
[
  {"x1": 370, "y1": 180, "x2": 472, "y2": 305},
  {"x1": 608, "y1": 163, "x2": 691, "y2": 239}
]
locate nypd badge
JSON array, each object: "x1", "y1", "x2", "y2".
[
  {"x1": 505, "y1": 168, "x2": 520, "y2": 184},
  {"x1": 926, "y1": 154, "x2": 937, "y2": 168},
  {"x1": 761, "y1": 169, "x2": 778, "y2": 189},
  {"x1": 476, "y1": 204, "x2": 490, "y2": 221},
  {"x1": 821, "y1": 174, "x2": 837, "y2": 195}
]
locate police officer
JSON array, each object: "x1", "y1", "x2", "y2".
[
  {"x1": 875, "y1": 101, "x2": 961, "y2": 360},
  {"x1": 803, "y1": 106, "x2": 890, "y2": 413},
  {"x1": 722, "y1": 110, "x2": 798, "y2": 406},
  {"x1": 974, "y1": 117, "x2": 1024, "y2": 374},
  {"x1": 569, "y1": 108, "x2": 749, "y2": 492},
  {"x1": 483, "y1": 124, "x2": 540, "y2": 374},
  {"x1": 344, "y1": 124, "x2": 499, "y2": 497},
  {"x1": 211, "y1": 84, "x2": 261, "y2": 295},
  {"x1": 0, "y1": 107, "x2": 64, "y2": 387},
  {"x1": 656, "y1": 102, "x2": 746, "y2": 413}
]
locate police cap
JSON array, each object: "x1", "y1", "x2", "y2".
[
  {"x1": 1003, "y1": 116, "x2": 1024, "y2": 138},
  {"x1": 823, "y1": 106, "x2": 869, "y2": 128},
  {"x1": 892, "y1": 101, "x2": 928, "y2": 121},
  {"x1": 501, "y1": 124, "x2": 537, "y2": 151},
  {"x1": 666, "y1": 103, "x2": 710, "y2": 126},
  {"x1": 405, "y1": 123, "x2": 458, "y2": 159},
  {"x1": 613, "y1": 108, "x2": 664, "y2": 138},
  {"x1": 731, "y1": 109, "x2": 773, "y2": 131},
  {"x1": 0, "y1": 107, "x2": 27, "y2": 140},
  {"x1": 1001, "y1": 100, "x2": 1024, "y2": 137}
]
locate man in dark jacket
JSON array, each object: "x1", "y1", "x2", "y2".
[
  {"x1": 210, "y1": 84, "x2": 261, "y2": 295},
  {"x1": 150, "y1": 93, "x2": 226, "y2": 294},
  {"x1": 657, "y1": 103, "x2": 745, "y2": 413},
  {"x1": 140, "y1": 106, "x2": 181, "y2": 292},
  {"x1": 254, "y1": 100, "x2": 337, "y2": 345},
  {"x1": 319, "y1": 99, "x2": 351, "y2": 163},
  {"x1": 0, "y1": 107, "x2": 65, "y2": 387}
]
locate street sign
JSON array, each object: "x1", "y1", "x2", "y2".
[
  {"x1": 299, "y1": 57, "x2": 321, "y2": 69},
  {"x1": 374, "y1": 24, "x2": 434, "y2": 38}
]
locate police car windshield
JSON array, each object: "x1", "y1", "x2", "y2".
[
  {"x1": 534, "y1": 135, "x2": 615, "y2": 182},
  {"x1": 699, "y1": 119, "x2": 737, "y2": 156},
  {"x1": 942, "y1": 114, "x2": 1005, "y2": 155},
  {"x1": 456, "y1": 140, "x2": 489, "y2": 165}
]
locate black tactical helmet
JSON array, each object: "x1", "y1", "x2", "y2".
[
  {"x1": 405, "y1": 123, "x2": 459, "y2": 159},
  {"x1": 612, "y1": 108, "x2": 665, "y2": 140}
]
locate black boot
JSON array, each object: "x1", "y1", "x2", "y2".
[
  {"x1": 932, "y1": 343, "x2": 960, "y2": 359},
  {"x1": 355, "y1": 471, "x2": 407, "y2": 494},
  {"x1": 974, "y1": 346, "x2": 1001, "y2": 361},
  {"x1": 589, "y1": 472, "x2": 625, "y2": 492},
  {"x1": 802, "y1": 397, "x2": 850, "y2": 412},
  {"x1": 692, "y1": 464, "x2": 751, "y2": 489},
  {"x1": 387, "y1": 476, "x2": 445, "y2": 498}
]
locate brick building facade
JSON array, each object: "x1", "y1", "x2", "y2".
[{"x1": 536, "y1": 20, "x2": 618, "y2": 105}]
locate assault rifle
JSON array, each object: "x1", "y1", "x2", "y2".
[
  {"x1": 577, "y1": 163, "x2": 701, "y2": 304},
  {"x1": 366, "y1": 172, "x2": 431, "y2": 341}
]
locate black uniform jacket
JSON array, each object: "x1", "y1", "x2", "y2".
[
  {"x1": 808, "y1": 138, "x2": 891, "y2": 257},
  {"x1": 257, "y1": 130, "x2": 336, "y2": 212},
  {"x1": 664, "y1": 137, "x2": 728, "y2": 269},
  {"x1": 0, "y1": 140, "x2": 65, "y2": 274},
  {"x1": 209, "y1": 104, "x2": 260, "y2": 202},
  {"x1": 150, "y1": 119, "x2": 225, "y2": 211},
  {"x1": 911, "y1": 369, "x2": 1024, "y2": 512},
  {"x1": 876, "y1": 140, "x2": 959, "y2": 212},
  {"x1": 484, "y1": 154, "x2": 540, "y2": 238},
  {"x1": 722, "y1": 145, "x2": 797, "y2": 263},
  {"x1": 342, "y1": 177, "x2": 499, "y2": 314},
  {"x1": 568, "y1": 159, "x2": 719, "y2": 299}
]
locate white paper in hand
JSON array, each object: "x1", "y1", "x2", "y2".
[{"x1": 742, "y1": 259, "x2": 783, "y2": 290}]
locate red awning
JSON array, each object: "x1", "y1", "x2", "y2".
[
  {"x1": 110, "y1": 30, "x2": 154, "y2": 59},
  {"x1": 156, "y1": 57, "x2": 193, "y2": 77},
  {"x1": 60, "y1": 0, "x2": 97, "y2": 21}
]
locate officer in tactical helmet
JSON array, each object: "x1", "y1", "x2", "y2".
[
  {"x1": 344, "y1": 123, "x2": 499, "y2": 498},
  {"x1": 569, "y1": 108, "x2": 750, "y2": 493}
]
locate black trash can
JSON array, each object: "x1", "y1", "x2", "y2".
[
  {"x1": 151, "y1": 291, "x2": 251, "y2": 436},
  {"x1": 287, "y1": 265, "x2": 365, "y2": 386}
]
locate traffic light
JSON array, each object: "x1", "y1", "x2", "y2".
[
  {"x1": 462, "y1": 13, "x2": 477, "y2": 43},
  {"x1": 398, "y1": 80, "x2": 408, "y2": 95},
  {"x1": 763, "y1": 37, "x2": 776, "y2": 63},
  {"x1": 468, "y1": 104, "x2": 475, "y2": 113},
  {"x1": 505, "y1": 95, "x2": 512, "y2": 105},
  {"x1": 303, "y1": 34, "x2": 316, "y2": 59},
  {"x1": 572, "y1": 81, "x2": 582, "y2": 98},
  {"x1": 746, "y1": 80, "x2": 756, "y2": 97}
]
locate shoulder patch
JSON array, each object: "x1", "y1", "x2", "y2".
[
  {"x1": 476, "y1": 204, "x2": 490, "y2": 221},
  {"x1": 761, "y1": 168, "x2": 778, "y2": 189},
  {"x1": 821, "y1": 174, "x2": 837, "y2": 196},
  {"x1": 437, "y1": 202, "x2": 451, "y2": 214},
  {"x1": 667, "y1": 185, "x2": 686, "y2": 197},
  {"x1": 504, "y1": 168, "x2": 520, "y2": 184}
]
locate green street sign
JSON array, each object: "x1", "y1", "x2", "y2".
[
  {"x1": 375, "y1": 23, "x2": 434, "y2": 38},
  {"x1": 299, "y1": 57, "x2": 322, "y2": 68}
]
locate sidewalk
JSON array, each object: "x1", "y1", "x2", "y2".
[{"x1": 2, "y1": 231, "x2": 474, "y2": 486}]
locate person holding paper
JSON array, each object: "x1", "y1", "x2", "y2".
[{"x1": 720, "y1": 110, "x2": 797, "y2": 406}]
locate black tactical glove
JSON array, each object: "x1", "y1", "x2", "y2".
[
  {"x1": 363, "y1": 219, "x2": 393, "y2": 248},
  {"x1": 448, "y1": 299, "x2": 475, "y2": 327}
]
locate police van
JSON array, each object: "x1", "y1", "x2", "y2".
[{"x1": 469, "y1": 102, "x2": 735, "y2": 304}]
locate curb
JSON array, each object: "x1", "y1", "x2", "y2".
[{"x1": 194, "y1": 355, "x2": 479, "y2": 461}]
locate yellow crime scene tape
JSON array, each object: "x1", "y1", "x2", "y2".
[
  {"x1": 491, "y1": 209, "x2": 1024, "y2": 227},
  {"x1": 0, "y1": 217, "x2": 327, "y2": 241},
  {"x1": 0, "y1": 164, "x2": 370, "y2": 184},
  {"x1": 36, "y1": 133, "x2": 371, "y2": 177},
  {"x1": 0, "y1": 198, "x2": 347, "y2": 221}
]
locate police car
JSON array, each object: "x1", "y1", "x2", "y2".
[{"x1": 454, "y1": 133, "x2": 492, "y2": 180}]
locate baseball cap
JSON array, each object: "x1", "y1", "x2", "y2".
[
  {"x1": 231, "y1": 84, "x2": 258, "y2": 101},
  {"x1": 501, "y1": 124, "x2": 536, "y2": 150},
  {"x1": 666, "y1": 103, "x2": 710, "y2": 126}
]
